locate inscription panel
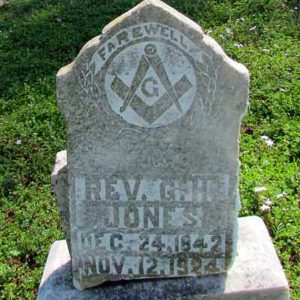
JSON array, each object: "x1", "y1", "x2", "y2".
[{"x1": 71, "y1": 174, "x2": 229, "y2": 281}]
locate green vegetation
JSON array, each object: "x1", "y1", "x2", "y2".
[{"x1": 0, "y1": 0, "x2": 299, "y2": 298}]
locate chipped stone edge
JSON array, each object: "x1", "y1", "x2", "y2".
[{"x1": 51, "y1": 150, "x2": 71, "y2": 251}]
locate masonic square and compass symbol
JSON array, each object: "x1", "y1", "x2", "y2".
[{"x1": 105, "y1": 41, "x2": 197, "y2": 127}]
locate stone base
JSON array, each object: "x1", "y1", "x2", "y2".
[{"x1": 37, "y1": 217, "x2": 289, "y2": 299}]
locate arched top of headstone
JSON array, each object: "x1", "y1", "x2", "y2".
[{"x1": 57, "y1": 0, "x2": 249, "y2": 128}]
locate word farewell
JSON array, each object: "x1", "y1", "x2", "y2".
[
  {"x1": 98, "y1": 22, "x2": 189, "y2": 61},
  {"x1": 91, "y1": 22, "x2": 200, "y2": 71},
  {"x1": 74, "y1": 174, "x2": 230, "y2": 203}
]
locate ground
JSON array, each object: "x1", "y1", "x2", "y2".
[{"x1": 0, "y1": 0, "x2": 299, "y2": 299}]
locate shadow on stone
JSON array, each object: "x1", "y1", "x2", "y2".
[{"x1": 38, "y1": 260, "x2": 225, "y2": 300}]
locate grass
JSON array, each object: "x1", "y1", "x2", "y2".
[{"x1": 0, "y1": 0, "x2": 299, "y2": 298}]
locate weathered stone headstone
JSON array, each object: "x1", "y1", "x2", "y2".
[
  {"x1": 55, "y1": 0, "x2": 249, "y2": 290},
  {"x1": 37, "y1": 1, "x2": 290, "y2": 298}
]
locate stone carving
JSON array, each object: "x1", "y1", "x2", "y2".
[
  {"x1": 54, "y1": 0, "x2": 249, "y2": 290},
  {"x1": 105, "y1": 35, "x2": 197, "y2": 127}
]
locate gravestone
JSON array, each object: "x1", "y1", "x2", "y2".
[
  {"x1": 37, "y1": 1, "x2": 289, "y2": 299},
  {"x1": 54, "y1": 0, "x2": 249, "y2": 290}
]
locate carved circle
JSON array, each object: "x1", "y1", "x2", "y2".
[{"x1": 105, "y1": 40, "x2": 197, "y2": 128}]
